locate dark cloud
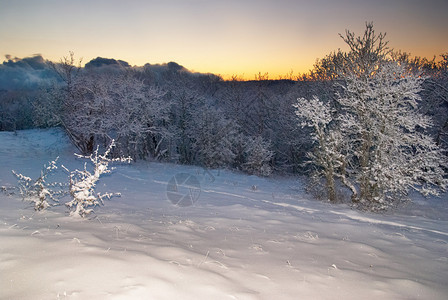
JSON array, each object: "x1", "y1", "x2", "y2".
[
  {"x1": 2, "y1": 55, "x2": 46, "y2": 69},
  {"x1": 85, "y1": 57, "x2": 130, "y2": 69},
  {"x1": 0, "y1": 55, "x2": 59, "y2": 90},
  {"x1": 138, "y1": 61, "x2": 190, "y2": 83},
  {"x1": 139, "y1": 61, "x2": 221, "y2": 84},
  {"x1": 143, "y1": 61, "x2": 187, "y2": 72}
]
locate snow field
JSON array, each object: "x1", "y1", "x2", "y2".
[{"x1": 0, "y1": 128, "x2": 447, "y2": 299}]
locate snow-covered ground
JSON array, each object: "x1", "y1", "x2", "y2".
[{"x1": 0, "y1": 128, "x2": 447, "y2": 299}]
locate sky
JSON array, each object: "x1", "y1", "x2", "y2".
[{"x1": 1, "y1": 0, "x2": 447, "y2": 79}]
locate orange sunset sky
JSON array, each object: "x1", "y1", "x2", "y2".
[{"x1": 1, "y1": 0, "x2": 447, "y2": 79}]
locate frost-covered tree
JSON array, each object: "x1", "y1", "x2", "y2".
[
  {"x1": 168, "y1": 78, "x2": 207, "y2": 164},
  {"x1": 49, "y1": 51, "x2": 82, "y2": 97},
  {"x1": 243, "y1": 136, "x2": 274, "y2": 177},
  {"x1": 295, "y1": 97, "x2": 345, "y2": 202},
  {"x1": 340, "y1": 61, "x2": 447, "y2": 207},
  {"x1": 192, "y1": 106, "x2": 238, "y2": 168},
  {"x1": 101, "y1": 73, "x2": 168, "y2": 159},
  {"x1": 295, "y1": 23, "x2": 447, "y2": 209},
  {"x1": 392, "y1": 51, "x2": 448, "y2": 152},
  {"x1": 61, "y1": 70, "x2": 168, "y2": 159},
  {"x1": 33, "y1": 84, "x2": 64, "y2": 128}
]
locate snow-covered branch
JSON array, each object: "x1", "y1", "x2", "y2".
[
  {"x1": 12, "y1": 157, "x2": 67, "y2": 211},
  {"x1": 65, "y1": 140, "x2": 132, "y2": 217}
]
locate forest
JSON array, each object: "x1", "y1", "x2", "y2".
[{"x1": 1, "y1": 24, "x2": 447, "y2": 210}]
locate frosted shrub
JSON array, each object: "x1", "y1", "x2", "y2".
[
  {"x1": 243, "y1": 136, "x2": 274, "y2": 177},
  {"x1": 65, "y1": 140, "x2": 132, "y2": 217},
  {"x1": 12, "y1": 157, "x2": 67, "y2": 211},
  {"x1": 58, "y1": 70, "x2": 169, "y2": 159},
  {"x1": 193, "y1": 106, "x2": 238, "y2": 168},
  {"x1": 11, "y1": 140, "x2": 131, "y2": 217}
]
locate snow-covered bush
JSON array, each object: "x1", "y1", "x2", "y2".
[
  {"x1": 192, "y1": 106, "x2": 239, "y2": 168},
  {"x1": 65, "y1": 140, "x2": 132, "y2": 217},
  {"x1": 10, "y1": 140, "x2": 131, "y2": 217},
  {"x1": 46, "y1": 54, "x2": 169, "y2": 159},
  {"x1": 102, "y1": 75, "x2": 169, "y2": 160},
  {"x1": 243, "y1": 136, "x2": 274, "y2": 177},
  {"x1": 12, "y1": 157, "x2": 67, "y2": 211},
  {"x1": 32, "y1": 84, "x2": 65, "y2": 129},
  {"x1": 59, "y1": 71, "x2": 168, "y2": 159}
]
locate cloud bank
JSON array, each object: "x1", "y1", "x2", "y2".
[{"x1": 0, "y1": 55, "x2": 58, "y2": 90}]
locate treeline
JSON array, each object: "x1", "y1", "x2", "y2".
[
  {"x1": 1, "y1": 40, "x2": 447, "y2": 178},
  {"x1": 0, "y1": 54, "x2": 314, "y2": 175}
]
